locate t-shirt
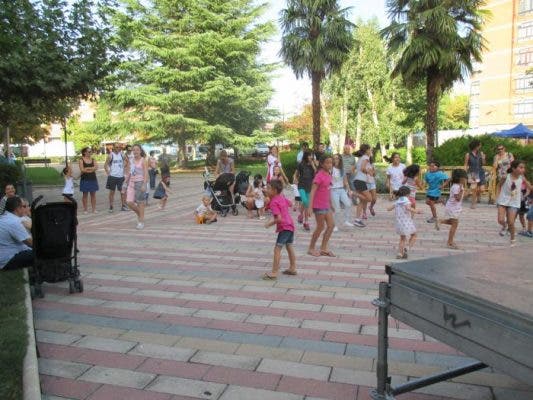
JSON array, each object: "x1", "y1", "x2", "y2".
[
  {"x1": 354, "y1": 155, "x2": 369, "y2": 181},
  {"x1": 425, "y1": 170, "x2": 448, "y2": 197},
  {"x1": 217, "y1": 158, "x2": 234, "y2": 174},
  {"x1": 312, "y1": 169, "x2": 332, "y2": 209},
  {"x1": 446, "y1": 183, "x2": 464, "y2": 215},
  {"x1": 331, "y1": 167, "x2": 344, "y2": 189},
  {"x1": 297, "y1": 163, "x2": 315, "y2": 192},
  {"x1": 195, "y1": 203, "x2": 212, "y2": 216},
  {"x1": 341, "y1": 154, "x2": 355, "y2": 175},
  {"x1": 268, "y1": 194, "x2": 294, "y2": 232},
  {"x1": 386, "y1": 163, "x2": 406, "y2": 191},
  {"x1": 0, "y1": 212, "x2": 31, "y2": 268}
]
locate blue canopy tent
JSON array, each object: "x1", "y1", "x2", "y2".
[{"x1": 492, "y1": 123, "x2": 533, "y2": 140}]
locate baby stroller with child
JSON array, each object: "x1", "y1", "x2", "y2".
[
  {"x1": 203, "y1": 169, "x2": 241, "y2": 217},
  {"x1": 29, "y1": 195, "x2": 83, "y2": 298}
]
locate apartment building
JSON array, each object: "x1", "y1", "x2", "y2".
[{"x1": 469, "y1": 0, "x2": 533, "y2": 132}]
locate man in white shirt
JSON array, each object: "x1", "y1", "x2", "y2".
[
  {"x1": 0, "y1": 196, "x2": 33, "y2": 271},
  {"x1": 105, "y1": 143, "x2": 129, "y2": 212}
]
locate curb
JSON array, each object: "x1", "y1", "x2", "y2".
[{"x1": 22, "y1": 269, "x2": 41, "y2": 400}]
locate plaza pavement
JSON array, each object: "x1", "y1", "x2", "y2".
[{"x1": 33, "y1": 171, "x2": 533, "y2": 400}]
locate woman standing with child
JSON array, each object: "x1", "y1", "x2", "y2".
[
  {"x1": 126, "y1": 144, "x2": 148, "y2": 229},
  {"x1": 307, "y1": 154, "x2": 336, "y2": 257}
]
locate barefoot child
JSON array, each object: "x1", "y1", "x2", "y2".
[
  {"x1": 62, "y1": 164, "x2": 75, "y2": 202},
  {"x1": 194, "y1": 195, "x2": 218, "y2": 224},
  {"x1": 387, "y1": 186, "x2": 422, "y2": 259},
  {"x1": 153, "y1": 175, "x2": 172, "y2": 210},
  {"x1": 307, "y1": 154, "x2": 336, "y2": 257},
  {"x1": 424, "y1": 161, "x2": 449, "y2": 226},
  {"x1": 263, "y1": 180, "x2": 296, "y2": 280},
  {"x1": 438, "y1": 169, "x2": 468, "y2": 249}
]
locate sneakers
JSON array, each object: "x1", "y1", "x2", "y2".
[
  {"x1": 259, "y1": 216, "x2": 266, "y2": 220},
  {"x1": 343, "y1": 221, "x2": 355, "y2": 227},
  {"x1": 369, "y1": 205, "x2": 376, "y2": 216},
  {"x1": 121, "y1": 205, "x2": 130, "y2": 211},
  {"x1": 108, "y1": 207, "x2": 114, "y2": 213},
  {"x1": 303, "y1": 223, "x2": 310, "y2": 231},
  {"x1": 427, "y1": 217, "x2": 436, "y2": 223},
  {"x1": 519, "y1": 230, "x2": 533, "y2": 237},
  {"x1": 136, "y1": 222, "x2": 145, "y2": 230},
  {"x1": 498, "y1": 227, "x2": 506, "y2": 237},
  {"x1": 333, "y1": 226, "x2": 338, "y2": 232},
  {"x1": 353, "y1": 219, "x2": 366, "y2": 228}
]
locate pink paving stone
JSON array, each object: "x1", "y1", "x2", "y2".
[
  {"x1": 388, "y1": 337, "x2": 458, "y2": 354},
  {"x1": 155, "y1": 314, "x2": 212, "y2": 328},
  {"x1": 208, "y1": 289, "x2": 253, "y2": 298},
  {"x1": 87, "y1": 384, "x2": 172, "y2": 400},
  {"x1": 339, "y1": 315, "x2": 377, "y2": 325},
  {"x1": 207, "y1": 319, "x2": 266, "y2": 334},
  {"x1": 203, "y1": 365, "x2": 282, "y2": 391},
  {"x1": 284, "y1": 310, "x2": 341, "y2": 323},
  {"x1": 38, "y1": 343, "x2": 86, "y2": 361},
  {"x1": 277, "y1": 376, "x2": 358, "y2": 400},
  {"x1": 40, "y1": 375, "x2": 101, "y2": 399},
  {"x1": 302, "y1": 296, "x2": 354, "y2": 307},
  {"x1": 262, "y1": 325, "x2": 325, "y2": 341},
  {"x1": 232, "y1": 305, "x2": 286, "y2": 317},
  {"x1": 77, "y1": 349, "x2": 147, "y2": 370},
  {"x1": 253, "y1": 292, "x2": 305, "y2": 302},
  {"x1": 136, "y1": 358, "x2": 210, "y2": 380}
]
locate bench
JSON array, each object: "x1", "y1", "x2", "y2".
[{"x1": 24, "y1": 158, "x2": 51, "y2": 166}]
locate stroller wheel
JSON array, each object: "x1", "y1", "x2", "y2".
[
  {"x1": 232, "y1": 208, "x2": 239, "y2": 216},
  {"x1": 68, "y1": 279, "x2": 75, "y2": 294},
  {"x1": 75, "y1": 279, "x2": 84, "y2": 293},
  {"x1": 221, "y1": 210, "x2": 228, "y2": 217}
]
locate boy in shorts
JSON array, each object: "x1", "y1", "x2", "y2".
[
  {"x1": 424, "y1": 161, "x2": 449, "y2": 224},
  {"x1": 262, "y1": 180, "x2": 296, "y2": 280}
]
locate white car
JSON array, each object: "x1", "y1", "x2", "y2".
[{"x1": 253, "y1": 143, "x2": 269, "y2": 157}]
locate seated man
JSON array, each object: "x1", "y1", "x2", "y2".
[{"x1": 0, "y1": 196, "x2": 33, "y2": 271}]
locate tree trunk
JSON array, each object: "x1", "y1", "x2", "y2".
[
  {"x1": 406, "y1": 132, "x2": 413, "y2": 165},
  {"x1": 339, "y1": 86, "x2": 348, "y2": 152},
  {"x1": 426, "y1": 77, "x2": 441, "y2": 162},
  {"x1": 4, "y1": 126, "x2": 10, "y2": 157},
  {"x1": 367, "y1": 86, "x2": 385, "y2": 161},
  {"x1": 311, "y1": 71, "x2": 322, "y2": 149},
  {"x1": 320, "y1": 96, "x2": 335, "y2": 150},
  {"x1": 355, "y1": 106, "x2": 362, "y2": 151}
]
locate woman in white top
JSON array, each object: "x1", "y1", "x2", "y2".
[
  {"x1": 331, "y1": 154, "x2": 354, "y2": 228},
  {"x1": 386, "y1": 152, "x2": 406, "y2": 200},
  {"x1": 496, "y1": 160, "x2": 532, "y2": 245},
  {"x1": 266, "y1": 145, "x2": 282, "y2": 183},
  {"x1": 352, "y1": 144, "x2": 373, "y2": 227}
]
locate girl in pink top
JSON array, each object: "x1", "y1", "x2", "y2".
[{"x1": 307, "y1": 154, "x2": 335, "y2": 257}]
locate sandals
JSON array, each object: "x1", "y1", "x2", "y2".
[
  {"x1": 447, "y1": 243, "x2": 460, "y2": 250},
  {"x1": 320, "y1": 250, "x2": 336, "y2": 257},
  {"x1": 307, "y1": 249, "x2": 321, "y2": 257},
  {"x1": 262, "y1": 273, "x2": 277, "y2": 281},
  {"x1": 282, "y1": 269, "x2": 297, "y2": 276}
]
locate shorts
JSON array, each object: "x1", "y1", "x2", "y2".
[
  {"x1": 127, "y1": 181, "x2": 145, "y2": 203},
  {"x1": 527, "y1": 207, "x2": 533, "y2": 221},
  {"x1": 445, "y1": 209, "x2": 461, "y2": 220},
  {"x1": 255, "y1": 199, "x2": 265, "y2": 209},
  {"x1": 298, "y1": 189, "x2": 310, "y2": 208},
  {"x1": 106, "y1": 176, "x2": 125, "y2": 191},
  {"x1": 313, "y1": 208, "x2": 330, "y2": 215},
  {"x1": 367, "y1": 182, "x2": 376, "y2": 191},
  {"x1": 276, "y1": 230, "x2": 294, "y2": 246},
  {"x1": 426, "y1": 195, "x2": 440, "y2": 202},
  {"x1": 498, "y1": 204, "x2": 520, "y2": 213},
  {"x1": 353, "y1": 180, "x2": 368, "y2": 192},
  {"x1": 346, "y1": 173, "x2": 355, "y2": 191},
  {"x1": 468, "y1": 172, "x2": 480, "y2": 185}
]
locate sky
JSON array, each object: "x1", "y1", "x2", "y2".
[{"x1": 259, "y1": 0, "x2": 389, "y2": 117}]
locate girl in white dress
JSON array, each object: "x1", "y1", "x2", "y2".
[{"x1": 387, "y1": 186, "x2": 422, "y2": 259}]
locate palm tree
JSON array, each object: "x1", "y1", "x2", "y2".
[
  {"x1": 382, "y1": 0, "x2": 488, "y2": 161},
  {"x1": 279, "y1": 0, "x2": 353, "y2": 149}
]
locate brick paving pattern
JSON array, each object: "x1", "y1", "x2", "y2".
[{"x1": 35, "y1": 173, "x2": 533, "y2": 400}]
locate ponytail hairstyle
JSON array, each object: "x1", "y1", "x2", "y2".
[
  {"x1": 393, "y1": 186, "x2": 411, "y2": 198},
  {"x1": 450, "y1": 169, "x2": 468, "y2": 184},
  {"x1": 403, "y1": 164, "x2": 420, "y2": 178},
  {"x1": 383, "y1": 152, "x2": 400, "y2": 164},
  {"x1": 354, "y1": 144, "x2": 371, "y2": 157}
]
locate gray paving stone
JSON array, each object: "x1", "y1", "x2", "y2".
[
  {"x1": 219, "y1": 386, "x2": 304, "y2": 400},
  {"x1": 222, "y1": 296, "x2": 272, "y2": 307},
  {"x1": 93, "y1": 286, "x2": 139, "y2": 294},
  {"x1": 101, "y1": 301, "x2": 151, "y2": 311},
  {"x1": 322, "y1": 305, "x2": 375, "y2": 316},
  {"x1": 135, "y1": 289, "x2": 178, "y2": 298},
  {"x1": 145, "y1": 304, "x2": 197, "y2": 316},
  {"x1": 35, "y1": 330, "x2": 82, "y2": 346},
  {"x1": 270, "y1": 301, "x2": 322, "y2": 312},
  {"x1": 246, "y1": 315, "x2": 301, "y2": 328},
  {"x1": 493, "y1": 387, "x2": 533, "y2": 400},
  {"x1": 287, "y1": 289, "x2": 333, "y2": 298},
  {"x1": 38, "y1": 358, "x2": 91, "y2": 379},
  {"x1": 191, "y1": 350, "x2": 261, "y2": 370},
  {"x1": 414, "y1": 351, "x2": 477, "y2": 367},
  {"x1": 257, "y1": 359, "x2": 330, "y2": 381},
  {"x1": 163, "y1": 325, "x2": 224, "y2": 340},
  {"x1": 79, "y1": 366, "x2": 156, "y2": 389},
  {"x1": 194, "y1": 309, "x2": 249, "y2": 322},
  {"x1": 302, "y1": 279, "x2": 347, "y2": 288},
  {"x1": 178, "y1": 293, "x2": 224, "y2": 302},
  {"x1": 74, "y1": 336, "x2": 137, "y2": 353},
  {"x1": 280, "y1": 337, "x2": 346, "y2": 355},
  {"x1": 57, "y1": 296, "x2": 106, "y2": 306},
  {"x1": 129, "y1": 343, "x2": 195, "y2": 361},
  {"x1": 345, "y1": 344, "x2": 415, "y2": 363},
  {"x1": 147, "y1": 376, "x2": 226, "y2": 399},
  {"x1": 301, "y1": 320, "x2": 360, "y2": 334},
  {"x1": 219, "y1": 331, "x2": 283, "y2": 347},
  {"x1": 120, "y1": 276, "x2": 161, "y2": 284}
]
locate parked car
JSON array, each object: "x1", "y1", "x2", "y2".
[{"x1": 253, "y1": 143, "x2": 269, "y2": 157}]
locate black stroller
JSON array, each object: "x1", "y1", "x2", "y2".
[
  {"x1": 203, "y1": 170, "x2": 240, "y2": 217},
  {"x1": 235, "y1": 170, "x2": 251, "y2": 208},
  {"x1": 30, "y1": 195, "x2": 83, "y2": 298}
]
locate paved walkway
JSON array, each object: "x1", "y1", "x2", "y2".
[{"x1": 34, "y1": 173, "x2": 532, "y2": 400}]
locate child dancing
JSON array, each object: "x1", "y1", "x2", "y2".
[
  {"x1": 387, "y1": 186, "x2": 422, "y2": 259},
  {"x1": 438, "y1": 169, "x2": 468, "y2": 249}
]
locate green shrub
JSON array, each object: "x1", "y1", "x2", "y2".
[
  {"x1": 280, "y1": 150, "x2": 298, "y2": 182},
  {"x1": 391, "y1": 147, "x2": 427, "y2": 165},
  {"x1": 0, "y1": 164, "x2": 22, "y2": 195},
  {"x1": 433, "y1": 135, "x2": 533, "y2": 180}
]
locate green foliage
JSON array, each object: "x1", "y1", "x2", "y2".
[
  {"x1": 0, "y1": 164, "x2": 22, "y2": 194},
  {"x1": 0, "y1": 269, "x2": 28, "y2": 400},
  {"x1": 392, "y1": 147, "x2": 427, "y2": 165},
  {"x1": 110, "y1": 0, "x2": 275, "y2": 147},
  {"x1": 438, "y1": 94, "x2": 469, "y2": 130},
  {"x1": 280, "y1": 150, "x2": 299, "y2": 183}
]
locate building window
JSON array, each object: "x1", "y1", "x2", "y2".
[
  {"x1": 518, "y1": 22, "x2": 533, "y2": 40},
  {"x1": 469, "y1": 104, "x2": 479, "y2": 127},
  {"x1": 470, "y1": 81, "x2": 480, "y2": 96},
  {"x1": 517, "y1": 48, "x2": 533, "y2": 66},
  {"x1": 520, "y1": 0, "x2": 533, "y2": 13},
  {"x1": 514, "y1": 100, "x2": 533, "y2": 117},
  {"x1": 516, "y1": 75, "x2": 533, "y2": 91}
]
